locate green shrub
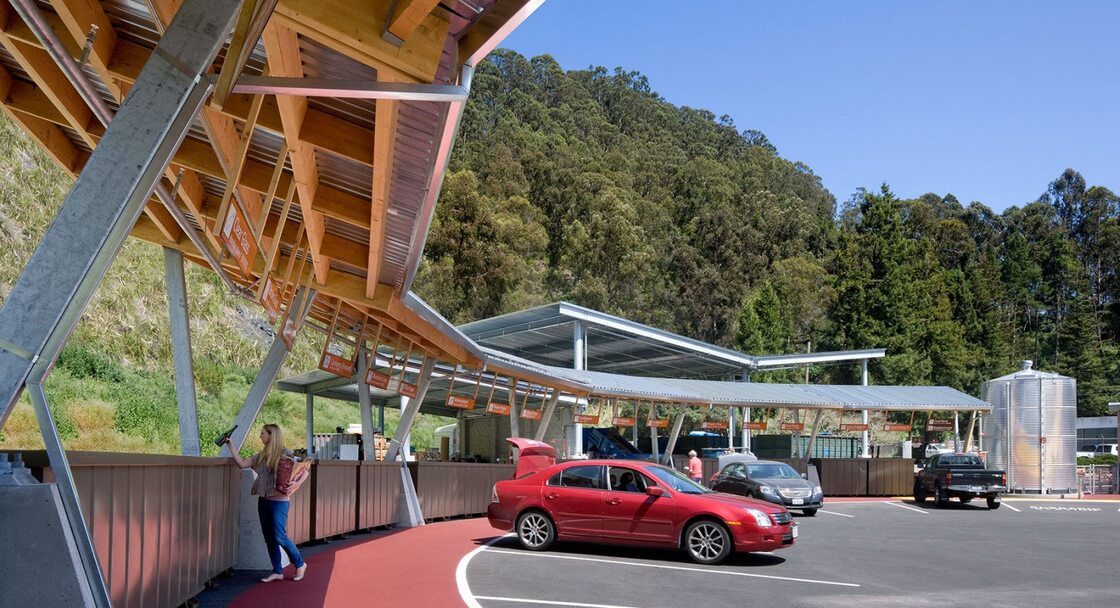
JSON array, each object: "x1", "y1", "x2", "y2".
[
  {"x1": 195, "y1": 358, "x2": 227, "y2": 397},
  {"x1": 57, "y1": 345, "x2": 125, "y2": 383}
]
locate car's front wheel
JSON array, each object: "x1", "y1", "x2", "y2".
[
  {"x1": 516, "y1": 510, "x2": 556, "y2": 551},
  {"x1": 684, "y1": 520, "x2": 732, "y2": 565}
]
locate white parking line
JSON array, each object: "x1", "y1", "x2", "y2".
[
  {"x1": 481, "y1": 548, "x2": 861, "y2": 587},
  {"x1": 817, "y1": 509, "x2": 855, "y2": 518},
  {"x1": 884, "y1": 501, "x2": 927, "y2": 514},
  {"x1": 459, "y1": 534, "x2": 514, "y2": 608},
  {"x1": 476, "y1": 597, "x2": 640, "y2": 608},
  {"x1": 1002, "y1": 503, "x2": 1021, "y2": 512}
]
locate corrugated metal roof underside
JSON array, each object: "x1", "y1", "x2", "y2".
[{"x1": 278, "y1": 348, "x2": 991, "y2": 413}]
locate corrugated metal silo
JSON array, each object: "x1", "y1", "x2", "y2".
[{"x1": 981, "y1": 361, "x2": 1077, "y2": 493}]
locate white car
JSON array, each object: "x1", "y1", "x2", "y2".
[{"x1": 924, "y1": 443, "x2": 954, "y2": 459}]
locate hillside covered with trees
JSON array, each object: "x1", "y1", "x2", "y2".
[
  {"x1": 1, "y1": 48, "x2": 1117, "y2": 457},
  {"x1": 416, "y1": 50, "x2": 1120, "y2": 415}
]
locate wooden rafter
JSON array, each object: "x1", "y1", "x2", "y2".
[
  {"x1": 50, "y1": 0, "x2": 126, "y2": 101},
  {"x1": 262, "y1": 22, "x2": 329, "y2": 284},
  {"x1": 272, "y1": 0, "x2": 448, "y2": 83},
  {"x1": 367, "y1": 79, "x2": 399, "y2": 296},
  {"x1": 386, "y1": 0, "x2": 442, "y2": 43}
]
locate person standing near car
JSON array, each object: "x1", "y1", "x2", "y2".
[
  {"x1": 225, "y1": 424, "x2": 309, "y2": 583},
  {"x1": 687, "y1": 450, "x2": 704, "y2": 483}
]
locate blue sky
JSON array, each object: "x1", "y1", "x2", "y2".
[{"x1": 501, "y1": 1, "x2": 1119, "y2": 212}]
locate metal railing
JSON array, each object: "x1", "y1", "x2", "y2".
[{"x1": 1077, "y1": 464, "x2": 1117, "y2": 495}]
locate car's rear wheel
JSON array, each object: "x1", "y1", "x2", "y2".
[
  {"x1": 684, "y1": 520, "x2": 732, "y2": 565},
  {"x1": 802, "y1": 508, "x2": 818, "y2": 516},
  {"x1": 935, "y1": 484, "x2": 949, "y2": 507},
  {"x1": 986, "y1": 496, "x2": 1001, "y2": 510},
  {"x1": 516, "y1": 510, "x2": 555, "y2": 551},
  {"x1": 913, "y1": 481, "x2": 927, "y2": 504}
]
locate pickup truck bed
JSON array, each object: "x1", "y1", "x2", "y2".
[{"x1": 914, "y1": 453, "x2": 1006, "y2": 509}]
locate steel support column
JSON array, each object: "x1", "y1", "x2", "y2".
[
  {"x1": 507, "y1": 383, "x2": 521, "y2": 440},
  {"x1": 165, "y1": 248, "x2": 200, "y2": 456},
  {"x1": 534, "y1": 390, "x2": 561, "y2": 442},
  {"x1": 306, "y1": 393, "x2": 315, "y2": 457},
  {"x1": 571, "y1": 319, "x2": 586, "y2": 457},
  {"x1": 221, "y1": 288, "x2": 315, "y2": 456},
  {"x1": 804, "y1": 409, "x2": 824, "y2": 464},
  {"x1": 0, "y1": 0, "x2": 241, "y2": 426},
  {"x1": 742, "y1": 371, "x2": 752, "y2": 451},
  {"x1": 861, "y1": 359, "x2": 870, "y2": 458},
  {"x1": 358, "y1": 349, "x2": 376, "y2": 460},
  {"x1": 662, "y1": 407, "x2": 687, "y2": 466},
  {"x1": 385, "y1": 357, "x2": 436, "y2": 462}
]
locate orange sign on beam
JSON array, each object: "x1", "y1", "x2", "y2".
[
  {"x1": 701, "y1": 421, "x2": 729, "y2": 431},
  {"x1": 743, "y1": 421, "x2": 768, "y2": 431},
  {"x1": 365, "y1": 369, "x2": 391, "y2": 390},
  {"x1": 647, "y1": 419, "x2": 669, "y2": 429},
  {"x1": 447, "y1": 395, "x2": 476, "y2": 410},
  {"x1": 573, "y1": 414, "x2": 600, "y2": 425},
  {"x1": 398, "y1": 382, "x2": 418, "y2": 398},
  {"x1": 220, "y1": 202, "x2": 258, "y2": 277},
  {"x1": 261, "y1": 276, "x2": 281, "y2": 322},
  {"x1": 612, "y1": 417, "x2": 636, "y2": 426},
  {"x1": 780, "y1": 422, "x2": 805, "y2": 431},
  {"x1": 486, "y1": 402, "x2": 511, "y2": 416},
  {"x1": 520, "y1": 408, "x2": 542, "y2": 420},
  {"x1": 883, "y1": 423, "x2": 912, "y2": 432},
  {"x1": 319, "y1": 352, "x2": 354, "y2": 377},
  {"x1": 840, "y1": 423, "x2": 869, "y2": 432}
]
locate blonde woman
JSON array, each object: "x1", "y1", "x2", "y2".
[{"x1": 225, "y1": 424, "x2": 308, "y2": 583}]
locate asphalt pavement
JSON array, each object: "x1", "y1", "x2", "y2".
[{"x1": 462, "y1": 498, "x2": 1120, "y2": 608}]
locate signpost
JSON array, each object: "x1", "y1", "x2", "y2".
[
  {"x1": 701, "y1": 420, "x2": 729, "y2": 431},
  {"x1": 447, "y1": 395, "x2": 476, "y2": 410},
  {"x1": 884, "y1": 423, "x2": 911, "y2": 432},
  {"x1": 612, "y1": 416, "x2": 635, "y2": 426},
  {"x1": 926, "y1": 418, "x2": 954, "y2": 431},
  {"x1": 780, "y1": 422, "x2": 805, "y2": 431},
  {"x1": 486, "y1": 402, "x2": 511, "y2": 416},
  {"x1": 365, "y1": 369, "x2": 391, "y2": 390},
  {"x1": 840, "y1": 423, "x2": 869, "y2": 432},
  {"x1": 398, "y1": 382, "x2": 418, "y2": 398},
  {"x1": 573, "y1": 413, "x2": 599, "y2": 425},
  {"x1": 520, "y1": 408, "x2": 542, "y2": 420},
  {"x1": 743, "y1": 421, "x2": 767, "y2": 431}
]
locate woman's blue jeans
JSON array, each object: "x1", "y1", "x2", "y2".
[{"x1": 258, "y1": 498, "x2": 305, "y2": 574}]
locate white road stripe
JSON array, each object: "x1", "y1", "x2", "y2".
[
  {"x1": 817, "y1": 509, "x2": 855, "y2": 518},
  {"x1": 458, "y1": 534, "x2": 514, "y2": 608},
  {"x1": 482, "y1": 548, "x2": 861, "y2": 587},
  {"x1": 475, "y1": 596, "x2": 640, "y2": 608},
  {"x1": 1002, "y1": 503, "x2": 1021, "y2": 512},
  {"x1": 884, "y1": 501, "x2": 928, "y2": 514}
]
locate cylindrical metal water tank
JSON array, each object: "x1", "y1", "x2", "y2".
[{"x1": 981, "y1": 360, "x2": 1077, "y2": 493}]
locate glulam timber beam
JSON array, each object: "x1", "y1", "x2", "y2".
[
  {"x1": 272, "y1": 0, "x2": 448, "y2": 83},
  {"x1": 367, "y1": 83, "x2": 398, "y2": 296},
  {"x1": 0, "y1": 2, "x2": 373, "y2": 167},
  {"x1": 262, "y1": 22, "x2": 330, "y2": 284},
  {"x1": 386, "y1": 0, "x2": 442, "y2": 44}
]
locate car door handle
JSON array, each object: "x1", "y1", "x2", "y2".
[
  {"x1": 544, "y1": 493, "x2": 559, "y2": 500},
  {"x1": 606, "y1": 498, "x2": 621, "y2": 505}
]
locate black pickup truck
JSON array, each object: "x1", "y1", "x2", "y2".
[{"x1": 914, "y1": 453, "x2": 1006, "y2": 509}]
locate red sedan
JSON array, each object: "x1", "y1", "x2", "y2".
[{"x1": 487, "y1": 439, "x2": 797, "y2": 565}]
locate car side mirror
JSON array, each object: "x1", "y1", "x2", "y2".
[
  {"x1": 646, "y1": 486, "x2": 664, "y2": 498},
  {"x1": 800, "y1": 473, "x2": 807, "y2": 479}
]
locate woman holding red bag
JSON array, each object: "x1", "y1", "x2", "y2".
[{"x1": 225, "y1": 424, "x2": 309, "y2": 583}]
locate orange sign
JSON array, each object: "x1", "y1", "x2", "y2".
[
  {"x1": 883, "y1": 423, "x2": 912, "y2": 432},
  {"x1": 701, "y1": 421, "x2": 729, "y2": 430},
  {"x1": 280, "y1": 315, "x2": 298, "y2": 349},
  {"x1": 398, "y1": 382, "x2": 418, "y2": 398},
  {"x1": 220, "y1": 202, "x2": 258, "y2": 277},
  {"x1": 365, "y1": 369, "x2": 391, "y2": 390},
  {"x1": 612, "y1": 417, "x2": 636, "y2": 426},
  {"x1": 520, "y1": 408, "x2": 543, "y2": 420},
  {"x1": 486, "y1": 402, "x2": 511, "y2": 415},
  {"x1": 261, "y1": 276, "x2": 281, "y2": 323},
  {"x1": 447, "y1": 395, "x2": 476, "y2": 410},
  {"x1": 926, "y1": 418, "x2": 954, "y2": 431},
  {"x1": 743, "y1": 421, "x2": 768, "y2": 431},
  {"x1": 780, "y1": 422, "x2": 805, "y2": 431},
  {"x1": 319, "y1": 352, "x2": 353, "y2": 377},
  {"x1": 573, "y1": 414, "x2": 600, "y2": 424},
  {"x1": 647, "y1": 418, "x2": 669, "y2": 428},
  {"x1": 840, "y1": 423, "x2": 869, "y2": 432}
]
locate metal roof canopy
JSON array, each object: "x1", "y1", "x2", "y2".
[
  {"x1": 457, "y1": 301, "x2": 886, "y2": 379},
  {"x1": 279, "y1": 299, "x2": 987, "y2": 414}
]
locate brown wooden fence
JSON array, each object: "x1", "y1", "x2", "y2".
[
  {"x1": 416, "y1": 462, "x2": 516, "y2": 519},
  {"x1": 358, "y1": 461, "x2": 401, "y2": 529}
]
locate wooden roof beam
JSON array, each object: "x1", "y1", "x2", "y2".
[
  {"x1": 49, "y1": 0, "x2": 127, "y2": 101},
  {"x1": 386, "y1": 0, "x2": 441, "y2": 44},
  {"x1": 1, "y1": 13, "x2": 374, "y2": 166},
  {"x1": 272, "y1": 0, "x2": 448, "y2": 83},
  {"x1": 367, "y1": 88, "x2": 398, "y2": 297},
  {"x1": 262, "y1": 22, "x2": 330, "y2": 285}
]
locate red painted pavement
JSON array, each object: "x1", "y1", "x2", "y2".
[{"x1": 231, "y1": 518, "x2": 501, "y2": 608}]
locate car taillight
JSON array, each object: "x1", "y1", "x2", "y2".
[
  {"x1": 1001, "y1": 473, "x2": 1007, "y2": 485},
  {"x1": 490, "y1": 484, "x2": 499, "y2": 503},
  {"x1": 946, "y1": 473, "x2": 952, "y2": 484}
]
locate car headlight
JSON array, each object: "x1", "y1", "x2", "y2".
[
  {"x1": 812, "y1": 486, "x2": 822, "y2": 495},
  {"x1": 759, "y1": 485, "x2": 777, "y2": 494},
  {"x1": 744, "y1": 508, "x2": 773, "y2": 528}
]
